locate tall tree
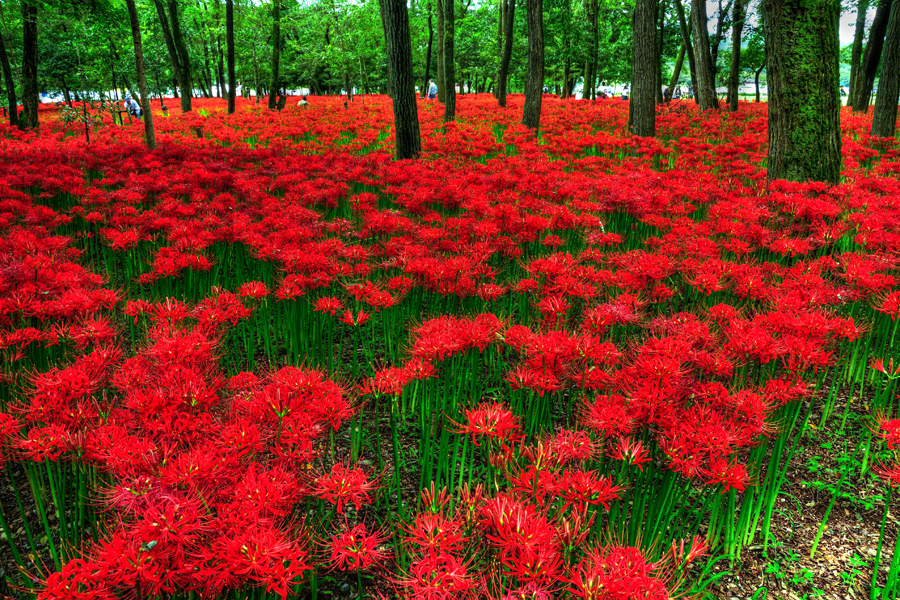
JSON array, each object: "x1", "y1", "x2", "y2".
[
  {"x1": 762, "y1": 0, "x2": 841, "y2": 183},
  {"x1": 522, "y1": 0, "x2": 543, "y2": 129},
  {"x1": 169, "y1": 0, "x2": 194, "y2": 109},
  {"x1": 152, "y1": 0, "x2": 190, "y2": 111},
  {"x1": 849, "y1": 0, "x2": 893, "y2": 112},
  {"x1": 421, "y1": 2, "x2": 433, "y2": 98},
  {"x1": 268, "y1": 0, "x2": 281, "y2": 109},
  {"x1": 20, "y1": 1, "x2": 38, "y2": 129},
  {"x1": 726, "y1": 0, "x2": 747, "y2": 110},
  {"x1": 630, "y1": 0, "x2": 657, "y2": 135},
  {"x1": 125, "y1": 0, "x2": 157, "y2": 149},
  {"x1": 227, "y1": 0, "x2": 235, "y2": 113},
  {"x1": 496, "y1": 0, "x2": 515, "y2": 106},
  {"x1": 871, "y1": 0, "x2": 900, "y2": 136},
  {"x1": 690, "y1": 0, "x2": 719, "y2": 110},
  {"x1": 656, "y1": 0, "x2": 667, "y2": 104},
  {"x1": 710, "y1": 0, "x2": 734, "y2": 73},
  {"x1": 437, "y1": 0, "x2": 445, "y2": 101},
  {"x1": 673, "y1": 0, "x2": 698, "y2": 103},
  {"x1": 665, "y1": 41, "x2": 686, "y2": 101},
  {"x1": 848, "y1": 0, "x2": 869, "y2": 98},
  {"x1": 443, "y1": 0, "x2": 456, "y2": 120},
  {"x1": 382, "y1": 0, "x2": 421, "y2": 158},
  {"x1": 0, "y1": 25, "x2": 16, "y2": 128}
]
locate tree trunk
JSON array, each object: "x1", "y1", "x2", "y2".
[
  {"x1": 227, "y1": 0, "x2": 235, "y2": 113},
  {"x1": 850, "y1": 0, "x2": 893, "y2": 112},
  {"x1": 710, "y1": 0, "x2": 733, "y2": 75},
  {"x1": 268, "y1": 0, "x2": 281, "y2": 109},
  {"x1": 673, "y1": 0, "x2": 698, "y2": 103},
  {"x1": 153, "y1": 0, "x2": 186, "y2": 107},
  {"x1": 656, "y1": 0, "x2": 666, "y2": 104},
  {"x1": 848, "y1": 0, "x2": 869, "y2": 98},
  {"x1": 383, "y1": 0, "x2": 421, "y2": 158},
  {"x1": 630, "y1": 0, "x2": 657, "y2": 135},
  {"x1": 587, "y1": 0, "x2": 599, "y2": 99},
  {"x1": 727, "y1": 0, "x2": 747, "y2": 110},
  {"x1": 60, "y1": 76, "x2": 72, "y2": 107},
  {"x1": 125, "y1": 0, "x2": 157, "y2": 149},
  {"x1": 168, "y1": 0, "x2": 193, "y2": 109},
  {"x1": 0, "y1": 24, "x2": 17, "y2": 127},
  {"x1": 422, "y1": 5, "x2": 433, "y2": 98},
  {"x1": 691, "y1": 0, "x2": 719, "y2": 110},
  {"x1": 344, "y1": 70, "x2": 353, "y2": 101},
  {"x1": 871, "y1": 0, "x2": 900, "y2": 136},
  {"x1": 762, "y1": 0, "x2": 841, "y2": 183},
  {"x1": 20, "y1": 1, "x2": 38, "y2": 130},
  {"x1": 665, "y1": 41, "x2": 686, "y2": 101},
  {"x1": 437, "y1": 0, "x2": 445, "y2": 101},
  {"x1": 755, "y1": 61, "x2": 764, "y2": 101},
  {"x1": 497, "y1": 0, "x2": 515, "y2": 106},
  {"x1": 522, "y1": 0, "x2": 544, "y2": 129},
  {"x1": 443, "y1": 0, "x2": 456, "y2": 121}
]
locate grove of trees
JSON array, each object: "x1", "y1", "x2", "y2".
[{"x1": 0, "y1": 0, "x2": 897, "y2": 179}]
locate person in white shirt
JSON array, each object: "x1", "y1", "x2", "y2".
[{"x1": 124, "y1": 95, "x2": 142, "y2": 118}]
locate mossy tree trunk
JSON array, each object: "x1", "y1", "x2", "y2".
[
  {"x1": 871, "y1": 0, "x2": 900, "y2": 137},
  {"x1": 762, "y1": 0, "x2": 842, "y2": 183},
  {"x1": 849, "y1": 0, "x2": 893, "y2": 112}
]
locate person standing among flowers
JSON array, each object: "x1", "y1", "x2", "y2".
[
  {"x1": 124, "y1": 95, "x2": 142, "y2": 118},
  {"x1": 428, "y1": 80, "x2": 438, "y2": 100}
]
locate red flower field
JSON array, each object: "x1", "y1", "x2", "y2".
[{"x1": 1, "y1": 94, "x2": 900, "y2": 598}]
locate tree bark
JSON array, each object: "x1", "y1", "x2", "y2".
[
  {"x1": 522, "y1": 0, "x2": 543, "y2": 129},
  {"x1": 268, "y1": 0, "x2": 281, "y2": 109},
  {"x1": 656, "y1": 0, "x2": 667, "y2": 104},
  {"x1": 850, "y1": 0, "x2": 893, "y2": 112},
  {"x1": 691, "y1": 0, "x2": 719, "y2": 110},
  {"x1": 755, "y1": 61, "x2": 764, "y2": 101},
  {"x1": 383, "y1": 0, "x2": 421, "y2": 158},
  {"x1": 871, "y1": 0, "x2": 900, "y2": 136},
  {"x1": 125, "y1": 0, "x2": 157, "y2": 149},
  {"x1": 762, "y1": 0, "x2": 841, "y2": 183},
  {"x1": 848, "y1": 0, "x2": 869, "y2": 98},
  {"x1": 153, "y1": 0, "x2": 186, "y2": 107},
  {"x1": 587, "y1": 0, "x2": 599, "y2": 99},
  {"x1": 227, "y1": 0, "x2": 235, "y2": 113},
  {"x1": 421, "y1": 5, "x2": 433, "y2": 98},
  {"x1": 443, "y1": 0, "x2": 456, "y2": 121},
  {"x1": 0, "y1": 24, "x2": 16, "y2": 127},
  {"x1": 727, "y1": 0, "x2": 747, "y2": 110},
  {"x1": 437, "y1": 0, "x2": 445, "y2": 101},
  {"x1": 673, "y1": 0, "x2": 698, "y2": 103},
  {"x1": 665, "y1": 41, "x2": 686, "y2": 101},
  {"x1": 168, "y1": 0, "x2": 193, "y2": 109},
  {"x1": 630, "y1": 0, "x2": 657, "y2": 135},
  {"x1": 20, "y1": 2, "x2": 37, "y2": 130},
  {"x1": 497, "y1": 0, "x2": 515, "y2": 106},
  {"x1": 710, "y1": 0, "x2": 734, "y2": 74}
]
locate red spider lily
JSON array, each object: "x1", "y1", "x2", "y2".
[
  {"x1": 397, "y1": 553, "x2": 479, "y2": 598},
  {"x1": 338, "y1": 309, "x2": 370, "y2": 326},
  {"x1": 565, "y1": 545, "x2": 672, "y2": 599},
  {"x1": 608, "y1": 437, "x2": 652, "y2": 471},
  {"x1": 237, "y1": 281, "x2": 269, "y2": 299},
  {"x1": 454, "y1": 402, "x2": 523, "y2": 448},
  {"x1": 872, "y1": 357, "x2": 900, "y2": 379},
  {"x1": 313, "y1": 296, "x2": 344, "y2": 315},
  {"x1": 873, "y1": 457, "x2": 900, "y2": 488},
  {"x1": 403, "y1": 511, "x2": 469, "y2": 558},
  {"x1": 313, "y1": 463, "x2": 381, "y2": 514},
  {"x1": 326, "y1": 522, "x2": 389, "y2": 571},
  {"x1": 668, "y1": 534, "x2": 708, "y2": 567},
  {"x1": 359, "y1": 366, "x2": 413, "y2": 397},
  {"x1": 551, "y1": 429, "x2": 599, "y2": 464},
  {"x1": 555, "y1": 469, "x2": 623, "y2": 513}
]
